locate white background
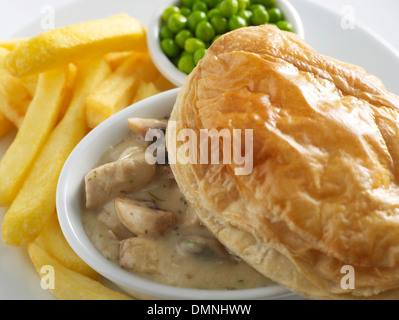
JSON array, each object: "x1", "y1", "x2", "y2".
[{"x1": 0, "y1": 0, "x2": 398, "y2": 52}]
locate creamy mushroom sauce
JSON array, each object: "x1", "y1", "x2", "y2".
[{"x1": 82, "y1": 126, "x2": 274, "y2": 290}]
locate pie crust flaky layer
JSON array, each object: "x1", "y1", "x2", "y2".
[{"x1": 167, "y1": 25, "x2": 399, "y2": 299}]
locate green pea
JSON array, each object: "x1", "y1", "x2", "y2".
[
  {"x1": 161, "y1": 38, "x2": 180, "y2": 58},
  {"x1": 218, "y1": 0, "x2": 239, "y2": 18},
  {"x1": 253, "y1": 0, "x2": 276, "y2": 8},
  {"x1": 268, "y1": 7, "x2": 283, "y2": 23},
  {"x1": 167, "y1": 13, "x2": 188, "y2": 33},
  {"x1": 237, "y1": 9, "x2": 252, "y2": 22},
  {"x1": 249, "y1": 4, "x2": 267, "y2": 13},
  {"x1": 160, "y1": 25, "x2": 175, "y2": 39},
  {"x1": 228, "y1": 15, "x2": 247, "y2": 30},
  {"x1": 182, "y1": 0, "x2": 195, "y2": 7},
  {"x1": 251, "y1": 7, "x2": 269, "y2": 25},
  {"x1": 276, "y1": 20, "x2": 294, "y2": 32},
  {"x1": 187, "y1": 10, "x2": 208, "y2": 31},
  {"x1": 208, "y1": 8, "x2": 222, "y2": 19},
  {"x1": 180, "y1": 7, "x2": 192, "y2": 17},
  {"x1": 184, "y1": 37, "x2": 206, "y2": 53},
  {"x1": 195, "y1": 21, "x2": 216, "y2": 42},
  {"x1": 175, "y1": 29, "x2": 193, "y2": 49},
  {"x1": 237, "y1": 0, "x2": 250, "y2": 11},
  {"x1": 203, "y1": 0, "x2": 220, "y2": 8},
  {"x1": 162, "y1": 6, "x2": 180, "y2": 22},
  {"x1": 192, "y1": 1, "x2": 208, "y2": 12},
  {"x1": 210, "y1": 15, "x2": 228, "y2": 34},
  {"x1": 212, "y1": 34, "x2": 222, "y2": 43},
  {"x1": 178, "y1": 54, "x2": 196, "y2": 74},
  {"x1": 193, "y1": 48, "x2": 207, "y2": 65},
  {"x1": 180, "y1": 51, "x2": 193, "y2": 58}
]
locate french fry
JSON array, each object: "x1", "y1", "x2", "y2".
[
  {"x1": 132, "y1": 80, "x2": 161, "y2": 104},
  {"x1": 0, "y1": 47, "x2": 10, "y2": 64},
  {"x1": 5, "y1": 14, "x2": 147, "y2": 77},
  {"x1": 0, "y1": 48, "x2": 31, "y2": 128},
  {"x1": 20, "y1": 74, "x2": 39, "y2": 97},
  {"x1": 1, "y1": 58, "x2": 111, "y2": 246},
  {"x1": 57, "y1": 63, "x2": 78, "y2": 122},
  {"x1": 86, "y1": 53, "x2": 160, "y2": 128},
  {"x1": 0, "y1": 73, "x2": 31, "y2": 128},
  {"x1": 105, "y1": 51, "x2": 134, "y2": 71},
  {"x1": 137, "y1": 54, "x2": 161, "y2": 83},
  {"x1": 0, "y1": 111, "x2": 14, "y2": 139},
  {"x1": 28, "y1": 242, "x2": 133, "y2": 300},
  {"x1": 153, "y1": 73, "x2": 176, "y2": 92},
  {"x1": 0, "y1": 37, "x2": 28, "y2": 51},
  {"x1": 86, "y1": 53, "x2": 143, "y2": 128},
  {"x1": 35, "y1": 214, "x2": 98, "y2": 279},
  {"x1": 0, "y1": 67, "x2": 68, "y2": 206}
]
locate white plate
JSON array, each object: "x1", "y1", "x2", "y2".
[{"x1": 1, "y1": 0, "x2": 399, "y2": 300}]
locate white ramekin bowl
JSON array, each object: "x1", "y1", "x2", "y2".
[
  {"x1": 56, "y1": 88, "x2": 296, "y2": 300},
  {"x1": 147, "y1": 0, "x2": 305, "y2": 87}
]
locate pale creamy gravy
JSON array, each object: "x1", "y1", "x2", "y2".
[{"x1": 82, "y1": 132, "x2": 274, "y2": 290}]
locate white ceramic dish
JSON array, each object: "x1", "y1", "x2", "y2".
[
  {"x1": 1, "y1": 0, "x2": 399, "y2": 300},
  {"x1": 56, "y1": 88, "x2": 294, "y2": 300},
  {"x1": 147, "y1": 0, "x2": 305, "y2": 87}
]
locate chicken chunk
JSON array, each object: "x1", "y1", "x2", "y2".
[
  {"x1": 115, "y1": 197, "x2": 176, "y2": 237},
  {"x1": 157, "y1": 164, "x2": 174, "y2": 179},
  {"x1": 85, "y1": 152, "x2": 156, "y2": 210},
  {"x1": 97, "y1": 208, "x2": 133, "y2": 240},
  {"x1": 119, "y1": 237, "x2": 160, "y2": 273},
  {"x1": 83, "y1": 213, "x2": 120, "y2": 262}
]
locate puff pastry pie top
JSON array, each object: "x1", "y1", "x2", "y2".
[{"x1": 167, "y1": 25, "x2": 399, "y2": 299}]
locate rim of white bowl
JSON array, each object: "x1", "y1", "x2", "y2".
[
  {"x1": 147, "y1": 0, "x2": 305, "y2": 88},
  {"x1": 56, "y1": 88, "x2": 294, "y2": 300}
]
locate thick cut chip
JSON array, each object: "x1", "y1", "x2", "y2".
[
  {"x1": 0, "y1": 111, "x2": 14, "y2": 139},
  {"x1": 86, "y1": 53, "x2": 159, "y2": 128},
  {"x1": 0, "y1": 67, "x2": 68, "y2": 206},
  {"x1": 19, "y1": 74, "x2": 39, "y2": 97},
  {"x1": 0, "y1": 38, "x2": 28, "y2": 51},
  {"x1": 0, "y1": 48, "x2": 31, "y2": 128},
  {"x1": 34, "y1": 214, "x2": 98, "y2": 279},
  {"x1": 132, "y1": 81, "x2": 161, "y2": 104},
  {"x1": 152, "y1": 74, "x2": 176, "y2": 92},
  {"x1": 105, "y1": 51, "x2": 133, "y2": 71},
  {"x1": 0, "y1": 73, "x2": 31, "y2": 127},
  {"x1": 28, "y1": 242, "x2": 132, "y2": 300},
  {"x1": 5, "y1": 14, "x2": 146, "y2": 77},
  {"x1": 1, "y1": 58, "x2": 111, "y2": 246}
]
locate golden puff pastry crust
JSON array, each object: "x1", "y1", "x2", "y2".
[{"x1": 166, "y1": 25, "x2": 399, "y2": 299}]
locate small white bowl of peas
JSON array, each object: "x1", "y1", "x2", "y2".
[{"x1": 147, "y1": 0, "x2": 305, "y2": 87}]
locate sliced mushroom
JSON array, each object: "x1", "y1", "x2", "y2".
[
  {"x1": 118, "y1": 146, "x2": 146, "y2": 161},
  {"x1": 115, "y1": 197, "x2": 176, "y2": 237},
  {"x1": 177, "y1": 235, "x2": 228, "y2": 260},
  {"x1": 119, "y1": 237, "x2": 160, "y2": 273},
  {"x1": 128, "y1": 118, "x2": 168, "y2": 164},
  {"x1": 85, "y1": 152, "x2": 156, "y2": 210},
  {"x1": 128, "y1": 118, "x2": 167, "y2": 138}
]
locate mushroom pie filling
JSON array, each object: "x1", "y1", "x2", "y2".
[{"x1": 82, "y1": 118, "x2": 273, "y2": 290}]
